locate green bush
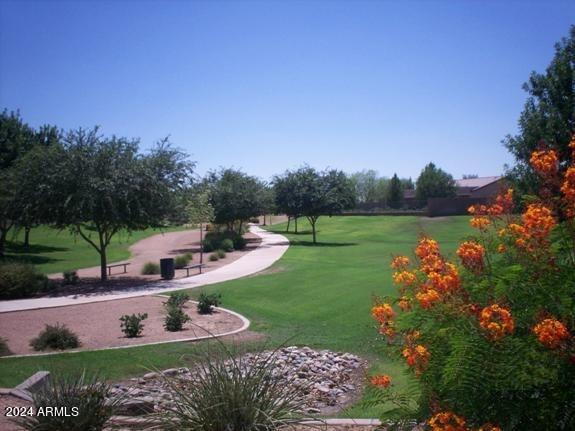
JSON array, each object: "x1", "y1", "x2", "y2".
[
  {"x1": 165, "y1": 292, "x2": 190, "y2": 308},
  {"x1": 0, "y1": 262, "x2": 51, "y2": 299},
  {"x1": 197, "y1": 292, "x2": 222, "y2": 314},
  {"x1": 221, "y1": 238, "x2": 234, "y2": 252},
  {"x1": 202, "y1": 237, "x2": 215, "y2": 252},
  {"x1": 216, "y1": 249, "x2": 226, "y2": 259},
  {"x1": 14, "y1": 371, "x2": 125, "y2": 431},
  {"x1": 151, "y1": 345, "x2": 305, "y2": 430},
  {"x1": 0, "y1": 338, "x2": 11, "y2": 356},
  {"x1": 174, "y1": 253, "x2": 193, "y2": 269},
  {"x1": 119, "y1": 313, "x2": 148, "y2": 338},
  {"x1": 62, "y1": 270, "x2": 80, "y2": 285},
  {"x1": 141, "y1": 262, "x2": 160, "y2": 275},
  {"x1": 30, "y1": 323, "x2": 80, "y2": 351},
  {"x1": 232, "y1": 235, "x2": 247, "y2": 250},
  {"x1": 164, "y1": 305, "x2": 190, "y2": 332},
  {"x1": 209, "y1": 253, "x2": 219, "y2": 262}
]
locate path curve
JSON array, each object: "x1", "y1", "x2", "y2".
[{"x1": 0, "y1": 226, "x2": 289, "y2": 313}]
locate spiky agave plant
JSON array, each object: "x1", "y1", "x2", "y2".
[
  {"x1": 150, "y1": 343, "x2": 309, "y2": 430},
  {"x1": 14, "y1": 371, "x2": 126, "y2": 431}
]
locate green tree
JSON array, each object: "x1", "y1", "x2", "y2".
[
  {"x1": 207, "y1": 169, "x2": 264, "y2": 233},
  {"x1": 387, "y1": 173, "x2": 404, "y2": 209},
  {"x1": 415, "y1": 162, "x2": 456, "y2": 203},
  {"x1": 27, "y1": 127, "x2": 193, "y2": 280},
  {"x1": 273, "y1": 171, "x2": 305, "y2": 233},
  {"x1": 503, "y1": 26, "x2": 575, "y2": 194},
  {"x1": 283, "y1": 167, "x2": 355, "y2": 244},
  {"x1": 186, "y1": 190, "x2": 214, "y2": 264}
]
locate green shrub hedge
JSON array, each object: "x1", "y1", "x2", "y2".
[
  {"x1": 30, "y1": 323, "x2": 80, "y2": 351},
  {"x1": 0, "y1": 262, "x2": 52, "y2": 299}
]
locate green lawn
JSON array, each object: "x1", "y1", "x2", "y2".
[
  {"x1": 5, "y1": 225, "x2": 186, "y2": 274},
  {"x1": 0, "y1": 215, "x2": 473, "y2": 417}
]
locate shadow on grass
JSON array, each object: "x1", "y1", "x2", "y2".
[
  {"x1": 288, "y1": 240, "x2": 358, "y2": 247},
  {"x1": 6, "y1": 242, "x2": 69, "y2": 254},
  {"x1": 4, "y1": 254, "x2": 62, "y2": 266}
]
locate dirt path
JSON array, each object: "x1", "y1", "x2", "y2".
[
  {"x1": 0, "y1": 296, "x2": 245, "y2": 356},
  {"x1": 48, "y1": 229, "x2": 261, "y2": 281}
]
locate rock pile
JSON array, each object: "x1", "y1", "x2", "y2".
[{"x1": 111, "y1": 346, "x2": 366, "y2": 416}]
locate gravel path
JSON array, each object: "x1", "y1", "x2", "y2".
[{"x1": 0, "y1": 297, "x2": 244, "y2": 356}]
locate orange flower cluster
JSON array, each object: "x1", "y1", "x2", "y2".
[
  {"x1": 470, "y1": 216, "x2": 490, "y2": 230},
  {"x1": 506, "y1": 203, "x2": 556, "y2": 252},
  {"x1": 479, "y1": 304, "x2": 514, "y2": 340},
  {"x1": 456, "y1": 241, "x2": 485, "y2": 272},
  {"x1": 468, "y1": 189, "x2": 514, "y2": 232},
  {"x1": 370, "y1": 374, "x2": 392, "y2": 388},
  {"x1": 371, "y1": 304, "x2": 395, "y2": 325},
  {"x1": 398, "y1": 296, "x2": 411, "y2": 311},
  {"x1": 561, "y1": 166, "x2": 575, "y2": 217},
  {"x1": 530, "y1": 149, "x2": 559, "y2": 177},
  {"x1": 390, "y1": 255, "x2": 410, "y2": 269},
  {"x1": 372, "y1": 303, "x2": 396, "y2": 340},
  {"x1": 402, "y1": 344, "x2": 430, "y2": 375},
  {"x1": 428, "y1": 411, "x2": 467, "y2": 431},
  {"x1": 415, "y1": 237, "x2": 440, "y2": 259},
  {"x1": 477, "y1": 424, "x2": 502, "y2": 431},
  {"x1": 533, "y1": 318, "x2": 571, "y2": 349},
  {"x1": 416, "y1": 289, "x2": 441, "y2": 309},
  {"x1": 392, "y1": 270, "x2": 417, "y2": 286}
]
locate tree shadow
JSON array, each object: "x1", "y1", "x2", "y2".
[
  {"x1": 4, "y1": 254, "x2": 62, "y2": 266},
  {"x1": 288, "y1": 240, "x2": 358, "y2": 247},
  {"x1": 6, "y1": 242, "x2": 69, "y2": 254}
]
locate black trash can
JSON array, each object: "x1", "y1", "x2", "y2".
[{"x1": 160, "y1": 258, "x2": 175, "y2": 280}]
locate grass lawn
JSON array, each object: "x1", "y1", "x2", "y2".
[
  {"x1": 0, "y1": 215, "x2": 473, "y2": 417},
  {"x1": 4, "y1": 225, "x2": 186, "y2": 274}
]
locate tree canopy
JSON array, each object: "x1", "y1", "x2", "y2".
[
  {"x1": 415, "y1": 162, "x2": 456, "y2": 202},
  {"x1": 20, "y1": 127, "x2": 194, "y2": 280},
  {"x1": 504, "y1": 25, "x2": 575, "y2": 194},
  {"x1": 387, "y1": 173, "x2": 404, "y2": 209}
]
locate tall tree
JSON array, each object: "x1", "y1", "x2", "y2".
[
  {"x1": 284, "y1": 167, "x2": 355, "y2": 244},
  {"x1": 273, "y1": 171, "x2": 304, "y2": 233},
  {"x1": 26, "y1": 127, "x2": 194, "y2": 280},
  {"x1": 503, "y1": 26, "x2": 575, "y2": 194},
  {"x1": 207, "y1": 168, "x2": 264, "y2": 233},
  {"x1": 415, "y1": 162, "x2": 456, "y2": 203},
  {"x1": 387, "y1": 173, "x2": 404, "y2": 209}
]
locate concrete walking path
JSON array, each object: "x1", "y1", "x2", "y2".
[{"x1": 0, "y1": 225, "x2": 289, "y2": 313}]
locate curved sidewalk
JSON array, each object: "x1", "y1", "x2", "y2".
[{"x1": 0, "y1": 226, "x2": 289, "y2": 313}]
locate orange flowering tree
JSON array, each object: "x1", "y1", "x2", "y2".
[{"x1": 370, "y1": 141, "x2": 575, "y2": 430}]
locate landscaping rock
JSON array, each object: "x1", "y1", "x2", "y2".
[{"x1": 111, "y1": 346, "x2": 366, "y2": 416}]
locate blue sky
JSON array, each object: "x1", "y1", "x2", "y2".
[{"x1": 1, "y1": 0, "x2": 573, "y2": 181}]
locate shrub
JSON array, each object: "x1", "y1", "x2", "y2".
[
  {"x1": 30, "y1": 323, "x2": 80, "y2": 351},
  {"x1": 164, "y1": 305, "x2": 190, "y2": 332},
  {"x1": 62, "y1": 270, "x2": 80, "y2": 285},
  {"x1": 174, "y1": 253, "x2": 193, "y2": 269},
  {"x1": 202, "y1": 237, "x2": 215, "y2": 253},
  {"x1": 216, "y1": 249, "x2": 226, "y2": 259},
  {"x1": 13, "y1": 371, "x2": 125, "y2": 431},
  {"x1": 119, "y1": 313, "x2": 148, "y2": 338},
  {"x1": 209, "y1": 253, "x2": 219, "y2": 262},
  {"x1": 221, "y1": 238, "x2": 234, "y2": 252},
  {"x1": 151, "y1": 345, "x2": 305, "y2": 430},
  {"x1": 141, "y1": 262, "x2": 160, "y2": 275},
  {"x1": 232, "y1": 234, "x2": 247, "y2": 250},
  {"x1": 372, "y1": 145, "x2": 575, "y2": 429},
  {"x1": 0, "y1": 338, "x2": 11, "y2": 356},
  {"x1": 197, "y1": 292, "x2": 222, "y2": 314},
  {"x1": 0, "y1": 262, "x2": 50, "y2": 299},
  {"x1": 165, "y1": 292, "x2": 190, "y2": 308}
]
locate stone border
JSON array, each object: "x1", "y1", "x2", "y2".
[
  {"x1": 108, "y1": 416, "x2": 383, "y2": 427},
  {"x1": 0, "y1": 299, "x2": 250, "y2": 359}
]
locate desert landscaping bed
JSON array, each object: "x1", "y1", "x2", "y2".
[{"x1": 0, "y1": 296, "x2": 244, "y2": 356}]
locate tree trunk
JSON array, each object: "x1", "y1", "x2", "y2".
[
  {"x1": 311, "y1": 219, "x2": 317, "y2": 244},
  {"x1": 200, "y1": 222, "x2": 204, "y2": 264},
  {"x1": 24, "y1": 226, "x2": 31, "y2": 249},
  {"x1": 286, "y1": 216, "x2": 291, "y2": 232},
  {"x1": 295, "y1": 217, "x2": 298, "y2": 233},
  {"x1": 0, "y1": 229, "x2": 7, "y2": 258},
  {"x1": 99, "y1": 231, "x2": 108, "y2": 281}
]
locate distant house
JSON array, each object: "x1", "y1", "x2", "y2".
[
  {"x1": 402, "y1": 176, "x2": 507, "y2": 216},
  {"x1": 455, "y1": 176, "x2": 505, "y2": 198}
]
